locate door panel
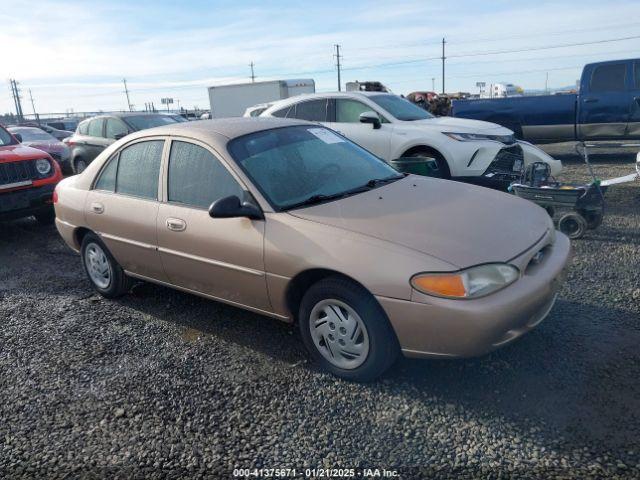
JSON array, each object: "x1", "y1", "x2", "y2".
[
  {"x1": 578, "y1": 62, "x2": 630, "y2": 139},
  {"x1": 85, "y1": 191, "x2": 166, "y2": 281},
  {"x1": 157, "y1": 204, "x2": 270, "y2": 311}
]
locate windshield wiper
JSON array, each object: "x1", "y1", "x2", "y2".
[
  {"x1": 365, "y1": 175, "x2": 403, "y2": 188},
  {"x1": 285, "y1": 185, "x2": 372, "y2": 210}
]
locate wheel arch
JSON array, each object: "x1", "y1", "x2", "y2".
[
  {"x1": 285, "y1": 268, "x2": 372, "y2": 322},
  {"x1": 73, "y1": 226, "x2": 94, "y2": 250}
]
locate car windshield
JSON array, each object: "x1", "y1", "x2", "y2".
[
  {"x1": 369, "y1": 94, "x2": 434, "y2": 121},
  {"x1": 228, "y1": 125, "x2": 403, "y2": 210},
  {"x1": 123, "y1": 114, "x2": 178, "y2": 130},
  {"x1": 0, "y1": 126, "x2": 16, "y2": 146},
  {"x1": 10, "y1": 127, "x2": 56, "y2": 142}
]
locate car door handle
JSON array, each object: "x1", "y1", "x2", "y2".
[
  {"x1": 583, "y1": 97, "x2": 598, "y2": 103},
  {"x1": 90, "y1": 202, "x2": 104, "y2": 214},
  {"x1": 166, "y1": 218, "x2": 186, "y2": 232}
]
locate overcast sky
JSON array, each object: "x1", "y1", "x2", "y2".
[{"x1": 2, "y1": 0, "x2": 640, "y2": 115}]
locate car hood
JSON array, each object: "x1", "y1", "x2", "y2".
[
  {"x1": 22, "y1": 141, "x2": 68, "y2": 153},
  {"x1": 288, "y1": 176, "x2": 550, "y2": 268},
  {"x1": 399, "y1": 116, "x2": 513, "y2": 135},
  {"x1": 0, "y1": 144, "x2": 52, "y2": 163}
]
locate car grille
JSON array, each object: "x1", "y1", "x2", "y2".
[
  {"x1": 491, "y1": 145, "x2": 524, "y2": 173},
  {"x1": 0, "y1": 160, "x2": 39, "y2": 187}
]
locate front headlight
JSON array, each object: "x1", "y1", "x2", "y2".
[
  {"x1": 443, "y1": 132, "x2": 515, "y2": 144},
  {"x1": 35, "y1": 158, "x2": 52, "y2": 176},
  {"x1": 411, "y1": 263, "x2": 520, "y2": 299}
]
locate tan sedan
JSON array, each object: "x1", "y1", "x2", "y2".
[{"x1": 54, "y1": 118, "x2": 571, "y2": 381}]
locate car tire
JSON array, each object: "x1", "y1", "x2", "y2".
[
  {"x1": 298, "y1": 276, "x2": 399, "y2": 382},
  {"x1": 34, "y1": 210, "x2": 56, "y2": 225},
  {"x1": 558, "y1": 212, "x2": 587, "y2": 239},
  {"x1": 408, "y1": 149, "x2": 450, "y2": 179},
  {"x1": 74, "y1": 158, "x2": 88, "y2": 174},
  {"x1": 80, "y1": 233, "x2": 132, "y2": 298},
  {"x1": 578, "y1": 209, "x2": 603, "y2": 230}
]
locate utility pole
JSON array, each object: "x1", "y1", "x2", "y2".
[
  {"x1": 28, "y1": 89, "x2": 40, "y2": 124},
  {"x1": 249, "y1": 62, "x2": 256, "y2": 83},
  {"x1": 441, "y1": 38, "x2": 446, "y2": 95},
  {"x1": 545, "y1": 72, "x2": 549, "y2": 93},
  {"x1": 431, "y1": 77, "x2": 435, "y2": 92},
  {"x1": 122, "y1": 78, "x2": 132, "y2": 111},
  {"x1": 9, "y1": 79, "x2": 25, "y2": 122},
  {"x1": 334, "y1": 44, "x2": 342, "y2": 92}
]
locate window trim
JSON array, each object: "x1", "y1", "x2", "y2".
[{"x1": 90, "y1": 136, "x2": 168, "y2": 202}]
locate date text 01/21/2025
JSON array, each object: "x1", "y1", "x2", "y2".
[{"x1": 232, "y1": 468, "x2": 400, "y2": 478}]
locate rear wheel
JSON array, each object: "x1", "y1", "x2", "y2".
[
  {"x1": 558, "y1": 212, "x2": 587, "y2": 239},
  {"x1": 299, "y1": 276, "x2": 399, "y2": 382},
  {"x1": 80, "y1": 233, "x2": 132, "y2": 298}
]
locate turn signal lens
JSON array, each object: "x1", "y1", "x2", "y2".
[
  {"x1": 411, "y1": 263, "x2": 520, "y2": 299},
  {"x1": 412, "y1": 274, "x2": 466, "y2": 298}
]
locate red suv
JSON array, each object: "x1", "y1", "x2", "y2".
[{"x1": 0, "y1": 124, "x2": 63, "y2": 224}]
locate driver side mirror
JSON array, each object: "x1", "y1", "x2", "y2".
[
  {"x1": 209, "y1": 195, "x2": 264, "y2": 220},
  {"x1": 113, "y1": 132, "x2": 129, "y2": 140},
  {"x1": 14, "y1": 133, "x2": 22, "y2": 143},
  {"x1": 359, "y1": 111, "x2": 381, "y2": 130}
]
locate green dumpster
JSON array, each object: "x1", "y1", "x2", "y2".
[{"x1": 390, "y1": 157, "x2": 442, "y2": 178}]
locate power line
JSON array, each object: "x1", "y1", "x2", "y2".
[{"x1": 449, "y1": 34, "x2": 640, "y2": 58}]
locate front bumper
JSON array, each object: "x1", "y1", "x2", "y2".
[
  {"x1": 0, "y1": 184, "x2": 56, "y2": 221},
  {"x1": 455, "y1": 144, "x2": 524, "y2": 190},
  {"x1": 377, "y1": 231, "x2": 571, "y2": 358}
]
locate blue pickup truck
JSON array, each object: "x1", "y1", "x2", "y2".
[{"x1": 452, "y1": 58, "x2": 640, "y2": 143}]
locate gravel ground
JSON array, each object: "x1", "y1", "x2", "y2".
[{"x1": 1, "y1": 145, "x2": 639, "y2": 479}]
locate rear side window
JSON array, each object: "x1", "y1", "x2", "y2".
[
  {"x1": 94, "y1": 155, "x2": 118, "y2": 191},
  {"x1": 116, "y1": 140, "x2": 164, "y2": 199},
  {"x1": 271, "y1": 105, "x2": 294, "y2": 118},
  {"x1": 87, "y1": 118, "x2": 104, "y2": 137},
  {"x1": 290, "y1": 100, "x2": 328, "y2": 122},
  {"x1": 168, "y1": 141, "x2": 243, "y2": 209},
  {"x1": 78, "y1": 121, "x2": 89, "y2": 135},
  {"x1": 590, "y1": 63, "x2": 627, "y2": 92}
]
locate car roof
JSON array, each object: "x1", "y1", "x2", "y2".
[
  {"x1": 124, "y1": 117, "x2": 314, "y2": 144},
  {"x1": 262, "y1": 91, "x2": 390, "y2": 113}
]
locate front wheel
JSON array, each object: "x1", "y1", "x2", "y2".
[
  {"x1": 299, "y1": 276, "x2": 399, "y2": 382},
  {"x1": 80, "y1": 233, "x2": 132, "y2": 298}
]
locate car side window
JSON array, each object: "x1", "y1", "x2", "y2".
[
  {"x1": 105, "y1": 118, "x2": 129, "y2": 139},
  {"x1": 87, "y1": 118, "x2": 105, "y2": 137},
  {"x1": 291, "y1": 100, "x2": 327, "y2": 122},
  {"x1": 168, "y1": 141, "x2": 243, "y2": 209},
  {"x1": 336, "y1": 99, "x2": 375, "y2": 123},
  {"x1": 115, "y1": 140, "x2": 164, "y2": 199},
  {"x1": 590, "y1": 63, "x2": 627, "y2": 92},
  {"x1": 272, "y1": 105, "x2": 294, "y2": 118},
  {"x1": 78, "y1": 121, "x2": 89, "y2": 135},
  {"x1": 94, "y1": 154, "x2": 118, "y2": 191},
  {"x1": 634, "y1": 62, "x2": 640, "y2": 89}
]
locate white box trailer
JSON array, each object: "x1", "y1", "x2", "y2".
[{"x1": 207, "y1": 79, "x2": 315, "y2": 118}]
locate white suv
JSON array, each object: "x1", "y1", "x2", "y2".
[{"x1": 260, "y1": 92, "x2": 561, "y2": 188}]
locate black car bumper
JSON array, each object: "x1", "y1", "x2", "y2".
[
  {"x1": 0, "y1": 184, "x2": 56, "y2": 221},
  {"x1": 455, "y1": 144, "x2": 524, "y2": 191}
]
